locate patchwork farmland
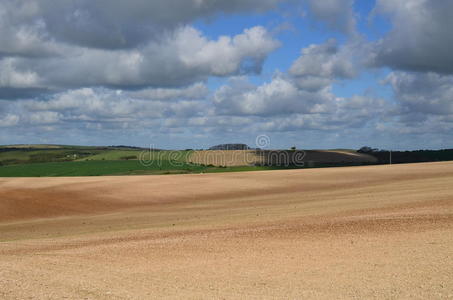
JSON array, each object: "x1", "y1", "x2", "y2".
[
  {"x1": 0, "y1": 145, "x2": 377, "y2": 176},
  {"x1": 186, "y1": 149, "x2": 376, "y2": 167}
]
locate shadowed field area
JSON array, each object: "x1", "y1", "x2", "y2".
[
  {"x1": 1, "y1": 162, "x2": 453, "y2": 298},
  {"x1": 187, "y1": 149, "x2": 376, "y2": 167}
]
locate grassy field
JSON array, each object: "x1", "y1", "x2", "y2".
[
  {"x1": 0, "y1": 160, "x2": 207, "y2": 177},
  {"x1": 0, "y1": 146, "x2": 106, "y2": 165},
  {"x1": 0, "y1": 149, "x2": 98, "y2": 164},
  {"x1": 0, "y1": 157, "x2": 280, "y2": 177},
  {"x1": 76, "y1": 150, "x2": 142, "y2": 161}
]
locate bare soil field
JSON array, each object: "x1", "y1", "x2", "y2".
[
  {"x1": 1, "y1": 162, "x2": 453, "y2": 299},
  {"x1": 188, "y1": 150, "x2": 261, "y2": 166},
  {"x1": 188, "y1": 149, "x2": 376, "y2": 166}
]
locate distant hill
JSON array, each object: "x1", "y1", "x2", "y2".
[
  {"x1": 2, "y1": 143, "x2": 453, "y2": 177},
  {"x1": 188, "y1": 149, "x2": 377, "y2": 167},
  {"x1": 0, "y1": 144, "x2": 64, "y2": 149},
  {"x1": 209, "y1": 144, "x2": 251, "y2": 150},
  {"x1": 0, "y1": 144, "x2": 151, "y2": 166},
  {"x1": 358, "y1": 148, "x2": 453, "y2": 164}
]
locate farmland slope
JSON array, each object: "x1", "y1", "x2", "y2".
[
  {"x1": 188, "y1": 149, "x2": 377, "y2": 166},
  {"x1": 0, "y1": 162, "x2": 452, "y2": 299}
]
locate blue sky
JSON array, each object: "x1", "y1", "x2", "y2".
[{"x1": 1, "y1": 0, "x2": 452, "y2": 150}]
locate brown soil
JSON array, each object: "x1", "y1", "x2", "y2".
[
  {"x1": 1, "y1": 162, "x2": 452, "y2": 299},
  {"x1": 188, "y1": 149, "x2": 376, "y2": 167},
  {"x1": 188, "y1": 150, "x2": 261, "y2": 166}
]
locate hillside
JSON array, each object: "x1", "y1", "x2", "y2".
[
  {"x1": 208, "y1": 143, "x2": 251, "y2": 150},
  {"x1": 1, "y1": 162, "x2": 452, "y2": 298},
  {"x1": 1, "y1": 145, "x2": 376, "y2": 177},
  {"x1": 188, "y1": 149, "x2": 376, "y2": 167},
  {"x1": 1, "y1": 144, "x2": 452, "y2": 177}
]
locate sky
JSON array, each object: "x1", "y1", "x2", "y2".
[{"x1": 1, "y1": 0, "x2": 453, "y2": 150}]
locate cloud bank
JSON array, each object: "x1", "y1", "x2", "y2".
[{"x1": 1, "y1": 0, "x2": 452, "y2": 149}]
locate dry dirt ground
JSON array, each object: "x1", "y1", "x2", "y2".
[
  {"x1": 1, "y1": 162, "x2": 453, "y2": 299},
  {"x1": 188, "y1": 150, "x2": 261, "y2": 166}
]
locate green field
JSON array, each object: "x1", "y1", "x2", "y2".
[
  {"x1": 79, "y1": 149, "x2": 192, "y2": 162},
  {"x1": 0, "y1": 145, "x2": 282, "y2": 177},
  {"x1": 0, "y1": 160, "x2": 199, "y2": 177},
  {"x1": 0, "y1": 147, "x2": 106, "y2": 165},
  {"x1": 0, "y1": 159, "x2": 281, "y2": 177},
  {"x1": 77, "y1": 150, "x2": 142, "y2": 161}
]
